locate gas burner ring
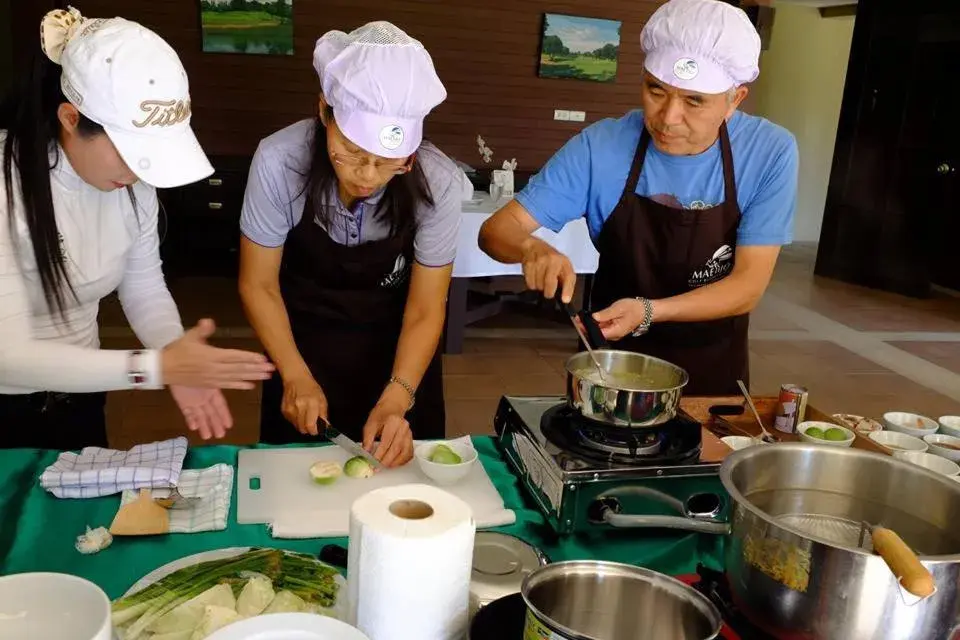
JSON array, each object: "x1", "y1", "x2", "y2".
[{"x1": 578, "y1": 428, "x2": 663, "y2": 457}]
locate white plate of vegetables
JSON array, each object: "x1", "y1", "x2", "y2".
[{"x1": 113, "y1": 547, "x2": 347, "y2": 640}]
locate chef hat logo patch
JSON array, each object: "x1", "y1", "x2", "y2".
[
  {"x1": 673, "y1": 58, "x2": 699, "y2": 81},
  {"x1": 379, "y1": 125, "x2": 404, "y2": 150}
]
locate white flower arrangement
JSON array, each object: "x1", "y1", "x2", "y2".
[{"x1": 476, "y1": 135, "x2": 494, "y2": 164}]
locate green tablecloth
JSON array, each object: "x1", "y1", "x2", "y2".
[{"x1": 0, "y1": 437, "x2": 724, "y2": 599}]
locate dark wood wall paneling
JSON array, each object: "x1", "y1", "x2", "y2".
[{"x1": 66, "y1": 0, "x2": 666, "y2": 170}]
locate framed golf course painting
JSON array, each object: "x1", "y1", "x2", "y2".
[
  {"x1": 538, "y1": 13, "x2": 621, "y2": 83},
  {"x1": 200, "y1": 0, "x2": 294, "y2": 56}
]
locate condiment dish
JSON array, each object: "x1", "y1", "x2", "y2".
[
  {"x1": 868, "y1": 430, "x2": 928, "y2": 454},
  {"x1": 882, "y1": 411, "x2": 939, "y2": 438},
  {"x1": 893, "y1": 450, "x2": 960, "y2": 477},
  {"x1": 937, "y1": 415, "x2": 960, "y2": 439},
  {"x1": 414, "y1": 440, "x2": 478, "y2": 486},
  {"x1": 923, "y1": 434, "x2": 960, "y2": 463}
]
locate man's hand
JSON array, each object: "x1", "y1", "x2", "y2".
[
  {"x1": 170, "y1": 386, "x2": 233, "y2": 440},
  {"x1": 520, "y1": 237, "x2": 577, "y2": 303},
  {"x1": 593, "y1": 298, "x2": 648, "y2": 340},
  {"x1": 281, "y1": 375, "x2": 328, "y2": 436},
  {"x1": 361, "y1": 395, "x2": 414, "y2": 468}
]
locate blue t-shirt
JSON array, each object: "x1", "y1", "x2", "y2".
[{"x1": 515, "y1": 110, "x2": 799, "y2": 247}]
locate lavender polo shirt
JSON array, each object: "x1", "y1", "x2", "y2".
[{"x1": 240, "y1": 119, "x2": 461, "y2": 267}]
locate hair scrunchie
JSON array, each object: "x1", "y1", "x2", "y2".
[{"x1": 40, "y1": 6, "x2": 87, "y2": 65}]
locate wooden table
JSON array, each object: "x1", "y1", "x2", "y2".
[{"x1": 681, "y1": 395, "x2": 891, "y2": 462}]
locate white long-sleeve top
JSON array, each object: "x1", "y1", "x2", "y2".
[{"x1": 0, "y1": 136, "x2": 184, "y2": 394}]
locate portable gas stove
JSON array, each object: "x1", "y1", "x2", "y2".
[{"x1": 494, "y1": 396, "x2": 729, "y2": 534}]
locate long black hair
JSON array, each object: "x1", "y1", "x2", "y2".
[
  {"x1": 0, "y1": 48, "x2": 131, "y2": 319},
  {"x1": 303, "y1": 107, "x2": 434, "y2": 238}
]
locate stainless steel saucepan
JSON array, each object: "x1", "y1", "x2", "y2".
[
  {"x1": 589, "y1": 444, "x2": 960, "y2": 640},
  {"x1": 561, "y1": 303, "x2": 688, "y2": 427}
]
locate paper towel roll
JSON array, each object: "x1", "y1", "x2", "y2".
[{"x1": 347, "y1": 484, "x2": 476, "y2": 640}]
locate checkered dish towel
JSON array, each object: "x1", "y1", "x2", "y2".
[
  {"x1": 39, "y1": 437, "x2": 188, "y2": 498},
  {"x1": 118, "y1": 464, "x2": 234, "y2": 533}
]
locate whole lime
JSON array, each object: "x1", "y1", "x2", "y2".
[
  {"x1": 825, "y1": 428, "x2": 848, "y2": 441},
  {"x1": 805, "y1": 427, "x2": 826, "y2": 439}
]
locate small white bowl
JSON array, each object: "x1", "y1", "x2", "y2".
[
  {"x1": 938, "y1": 416, "x2": 960, "y2": 439},
  {"x1": 0, "y1": 573, "x2": 111, "y2": 640},
  {"x1": 414, "y1": 440, "x2": 478, "y2": 486},
  {"x1": 721, "y1": 435, "x2": 761, "y2": 451},
  {"x1": 869, "y1": 430, "x2": 929, "y2": 454},
  {"x1": 923, "y1": 434, "x2": 960, "y2": 463},
  {"x1": 893, "y1": 451, "x2": 960, "y2": 477},
  {"x1": 797, "y1": 421, "x2": 855, "y2": 447},
  {"x1": 883, "y1": 412, "x2": 939, "y2": 438}
]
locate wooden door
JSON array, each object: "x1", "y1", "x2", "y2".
[{"x1": 815, "y1": 0, "x2": 960, "y2": 297}]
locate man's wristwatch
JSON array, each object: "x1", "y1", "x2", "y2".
[{"x1": 631, "y1": 298, "x2": 654, "y2": 337}]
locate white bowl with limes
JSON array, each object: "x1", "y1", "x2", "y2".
[
  {"x1": 797, "y1": 421, "x2": 855, "y2": 447},
  {"x1": 414, "y1": 440, "x2": 478, "y2": 486}
]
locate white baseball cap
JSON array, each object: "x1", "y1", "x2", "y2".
[
  {"x1": 41, "y1": 8, "x2": 213, "y2": 188},
  {"x1": 313, "y1": 21, "x2": 447, "y2": 159},
  {"x1": 641, "y1": 0, "x2": 761, "y2": 94}
]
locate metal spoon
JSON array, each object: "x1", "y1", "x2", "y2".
[{"x1": 737, "y1": 379, "x2": 777, "y2": 443}]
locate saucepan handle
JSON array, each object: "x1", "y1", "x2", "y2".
[{"x1": 561, "y1": 301, "x2": 609, "y2": 349}]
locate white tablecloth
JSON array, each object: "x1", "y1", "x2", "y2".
[{"x1": 452, "y1": 192, "x2": 599, "y2": 278}]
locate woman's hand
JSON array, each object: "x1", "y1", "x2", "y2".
[
  {"x1": 162, "y1": 319, "x2": 274, "y2": 389},
  {"x1": 281, "y1": 375, "x2": 328, "y2": 436},
  {"x1": 170, "y1": 386, "x2": 232, "y2": 440},
  {"x1": 362, "y1": 394, "x2": 414, "y2": 468}
]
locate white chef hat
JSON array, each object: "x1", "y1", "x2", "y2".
[
  {"x1": 313, "y1": 21, "x2": 447, "y2": 159},
  {"x1": 641, "y1": 0, "x2": 762, "y2": 94}
]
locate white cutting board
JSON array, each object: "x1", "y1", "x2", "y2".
[{"x1": 236, "y1": 441, "x2": 515, "y2": 536}]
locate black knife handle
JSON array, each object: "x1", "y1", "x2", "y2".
[{"x1": 319, "y1": 543, "x2": 348, "y2": 569}]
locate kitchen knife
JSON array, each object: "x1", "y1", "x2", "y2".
[{"x1": 319, "y1": 420, "x2": 381, "y2": 469}]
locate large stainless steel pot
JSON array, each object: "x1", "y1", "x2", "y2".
[
  {"x1": 564, "y1": 350, "x2": 688, "y2": 427},
  {"x1": 589, "y1": 444, "x2": 960, "y2": 638},
  {"x1": 520, "y1": 561, "x2": 722, "y2": 640},
  {"x1": 720, "y1": 444, "x2": 960, "y2": 639}
]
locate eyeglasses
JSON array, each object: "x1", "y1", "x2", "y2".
[{"x1": 331, "y1": 151, "x2": 413, "y2": 176}]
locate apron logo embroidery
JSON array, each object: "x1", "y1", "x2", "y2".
[
  {"x1": 379, "y1": 125, "x2": 404, "y2": 151},
  {"x1": 689, "y1": 244, "x2": 734, "y2": 288},
  {"x1": 380, "y1": 254, "x2": 410, "y2": 288},
  {"x1": 673, "y1": 58, "x2": 699, "y2": 81}
]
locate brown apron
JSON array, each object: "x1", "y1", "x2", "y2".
[
  {"x1": 259, "y1": 196, "x2": 445, "y2": 444},
  {"x1": 589, "y1": 123, "x2": 749, "y2": 396}
]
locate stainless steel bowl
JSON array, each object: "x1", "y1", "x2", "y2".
[
  {"x1": 521, "y1": 561, "x2": 721, "y2": 640},
  {"x1": 720, "y1": 444, "x2": 960, "y2": 639},
  {"x1": 564, "y1": 350, "x2": 689, "y2": 427}
]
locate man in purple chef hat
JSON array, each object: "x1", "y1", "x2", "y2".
[{"x1": 479, "y1": 0, "x2": 799, "y2": 395}]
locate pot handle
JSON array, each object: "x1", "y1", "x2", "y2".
[
  {"x1": 561, "y1": 301, "x2": 609, "y2": 349},
  {"x1": 872, "y1": 527, "x2": 936, "y2": 600}
]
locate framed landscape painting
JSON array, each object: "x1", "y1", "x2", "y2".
[
  {"x1": 200, "y1": 0, "x2": 294, "y2": 56},
  {"x1": 538, "y1": 13, "x2": 621, "y2": 83}
]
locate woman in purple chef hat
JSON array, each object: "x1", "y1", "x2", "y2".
[{"x1": 239, "y1": 22, "x2": 462, "y2": 467}]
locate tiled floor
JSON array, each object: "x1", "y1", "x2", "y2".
[{"x1": 100, "y1": 242, "x2": 960, "y2": 450}]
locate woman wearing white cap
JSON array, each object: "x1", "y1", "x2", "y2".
[
  {"x1": 239, "y1": 22, "x2": 460, "y2": 466},
  {"x1": 479, "y1": 0, "x2": 799, "y2": 395},
  {"x1": 0, "y1": 8, "x2": 274, "y2": 449}
]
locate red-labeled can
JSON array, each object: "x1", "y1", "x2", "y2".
[{"x1": 774, "y1": 384, "x2": 809, "y2": 434}]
